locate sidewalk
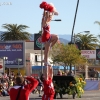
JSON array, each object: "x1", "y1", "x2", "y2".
[{"x1": 0, "y1": 90, "x2": 100, "y2": 100}]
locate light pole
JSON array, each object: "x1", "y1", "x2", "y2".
[
  {"x1": 3, "y1": 57, "x2": 8, "y2": 74},
  {"x1": 72, "y1": 31, "x2": 90, "y2": 75},
  {"x1": 71, "y1": 0, "x2": 80, "y2": 43},
  {"x1": 17, "y1": 58, "x2": 22, "y2": 75},
  {"x1": 41, "y1": 19, "x2": 61, "y2": 74}
]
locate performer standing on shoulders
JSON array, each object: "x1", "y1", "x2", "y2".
[
  {"x1": 40, "y1": 1, "x2": 59, "y2": 66},
  {"x1": 41, "y1": 65, "x2": 55, "y2": 100}
]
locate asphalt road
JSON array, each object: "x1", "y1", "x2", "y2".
[{"x1": 0, "y1": 90, "x2": 100, "y2": 100}]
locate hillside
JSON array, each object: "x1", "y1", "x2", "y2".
[
  {"x1": 0, "y1": 31, "x2": 70, "y2": 44},
  {"x1": 31, "y1": 34, "x2": 70, "y2": 44}
]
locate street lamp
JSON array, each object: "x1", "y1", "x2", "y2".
[
  {"x1": 41, "y1": 19, "x2": 61, "y2": 73},
  {"x1": 52, "y1": 19, "x2": 62, "y2": 21},
  {"x1": 3, "y1": 57, "x2": 8, "y2": 74},
  {"x1": 17, "y1": 58, "x2": 22, "y2": 75}
]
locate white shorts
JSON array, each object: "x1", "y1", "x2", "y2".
[{"x1": 37, "y1": 86, "x2": 42, "y2": 91}]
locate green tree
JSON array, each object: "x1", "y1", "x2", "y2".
[
  {"x1": 75, "y1": 32, "x2": 98, "y2": 50},
  {"x1": 1, "y1": 24, "x2": 31, "y2": 41},
  {"x1": 50, "y1": 43, "x2": 86, "y2": 72},
  {"x1": 94, "y1": 21, "x2": 100, "y2": 44}
]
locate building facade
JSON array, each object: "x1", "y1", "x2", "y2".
[{"x1": 0, "y1": 41, "x2": 53, "y2": 76}]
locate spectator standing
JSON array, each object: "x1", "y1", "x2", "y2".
[
  {"x1": 57, "y1": 70, "x2": 62, "y2": 76},
  {"x1": 37, "y1": 77, "x2": 43, "y2": 97},
  {"x1": 8, "y1": 79, "x2": 14, "y2": 87},
  {"x1": 67, "y1": 71, "x2": 74, "y2": 76},
  {"x1": 2, "y1": 80, "x2": 9, "y2": 96}
]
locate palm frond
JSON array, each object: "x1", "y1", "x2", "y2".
[{"x1": 1, "y1": 24, "x2": 30, "y2": 41}]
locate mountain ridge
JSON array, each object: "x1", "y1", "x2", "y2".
[{"x1": 0, "y1": 31, "x2": 71, "y2": 44}]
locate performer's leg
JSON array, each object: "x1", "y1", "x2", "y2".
[
  {"x1": 43, "y1": 34, "x2": 58, "y2": 65},
  {"x1": 43, "y1": 65, "x2": 49, "y2": 80},
  {"x1": 44, "y1": 42, "x2": 50, "y2": 64},
  {"x1": 50, "y1": 34, "x2": 58, "y2": 48}
]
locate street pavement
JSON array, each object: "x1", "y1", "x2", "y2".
[{"x1": 0, "y1": 90, "x2": 100, "y2": 100}]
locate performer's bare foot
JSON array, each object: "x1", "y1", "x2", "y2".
[{"x1": 44, "y1": 62, "x2": 50, "y2": 66}]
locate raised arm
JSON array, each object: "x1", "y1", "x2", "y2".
[
  {"x1": 41, "y1": 10, "x2": 47, "y2": 29},
  {"x1": 48, "y1": 65, "x2": 53, "y2": 79},
  {"x1": 41, "y1": 10, "x2": 45, "y2": 32},
  {"x1": 41, "y1": 10, "x2": 52, "y2": 28},
  {"x1": 25, "y1": 76, "x2": 38, "y2": 92},
  {"x1": 44, "y1": 66, "x2": 49, "y2": 80},
  {"x1": 44, "y1": 65, "x2": 53, "y2": 80}
]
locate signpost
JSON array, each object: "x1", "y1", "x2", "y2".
[
  {"x1": 0, "y1": 41, "x2": 25, "y2": 67},
  {"x1": 81, "y1": 50, "x2": 96, "y2": 59},
  {"x1": 96, "y1": 49, "x2": 100, "y2": 60}
]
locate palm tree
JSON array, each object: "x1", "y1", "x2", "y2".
[
  {"x1": 94, "y1": 21, "x2": 100, "y2": 43},
  {"x1": 75, "y1": 32, "x2": 98, "y2": 50},
  {"x1": 0, "y1": 24, "x2": 31, "y2": 41},
  {"x1": 94, "y1": 21, "x2": 100, "y2": 26}
]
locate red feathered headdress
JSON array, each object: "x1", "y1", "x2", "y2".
[
  {"x1": 39, "y1": 1, "x2": 54, "y2": 12},
  {"x1": 40, "y1": 1, "x2": 48, "y2": 9},
  {"x1": 46, "y1": 4, "x2": 54, "y2": 12}
]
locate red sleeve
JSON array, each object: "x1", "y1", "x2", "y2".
[
  {"x1": 8, "y1": 87, "x2": 12, "y2": 95},
  {"x1": 25, "y1": 76, "x2": 38, "y2": 92}
]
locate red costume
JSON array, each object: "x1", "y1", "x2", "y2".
[
  {"x1": 9, "y1": 77, "x2": 38, "y2": 100},
  {"x1": 40, "y1": 1, "x2": 58, "y2": 43},
  {"x1": 40, "y1": 1, "x2": 55, "y2": 43},
  {"x1": 42, "y1": 24, "x2": 51, "y2": 42},
  {"x1": 42, "y1": 77, "x2": 55, "y2": 100}
]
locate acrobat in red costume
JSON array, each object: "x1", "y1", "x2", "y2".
[
  {"x1": 40, "y1": 1, "x2": 59, "y2": 66},
  {"x1": 41, "y1": 65, "x2": 55, "y2": 100}
]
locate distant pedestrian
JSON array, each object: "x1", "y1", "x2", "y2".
[
  {"x1": 37, "y1": 77, "x2": 43, "y2": 97},
  {"x1": 67, "y1": 70, "x2": 74, "y2": 76}
]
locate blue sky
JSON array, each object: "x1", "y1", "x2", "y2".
[{"x1": 0, "y1": 0, "x2": 100, "y2": 37}]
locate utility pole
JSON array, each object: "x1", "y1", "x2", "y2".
[{"x1": 70, "y1": 0, "x2": 80, "y2": 72}]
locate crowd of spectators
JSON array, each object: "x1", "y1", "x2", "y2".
[
  {"x1": 0, "y1": 70, "x2": 73, "y2": 98},
  {"x1": 0, "y1": 71, "x2": 43, "y2": 97},
  {"x1": 57, "y1": 70, "x2": 74, "y2": 76},
  {"x1": 0, "y1": 72, "x2": 15, "y2": 96}
]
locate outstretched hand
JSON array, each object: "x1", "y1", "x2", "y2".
[{"x1": 54, "y1": 11, "x2": 59, "y2": 15}]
